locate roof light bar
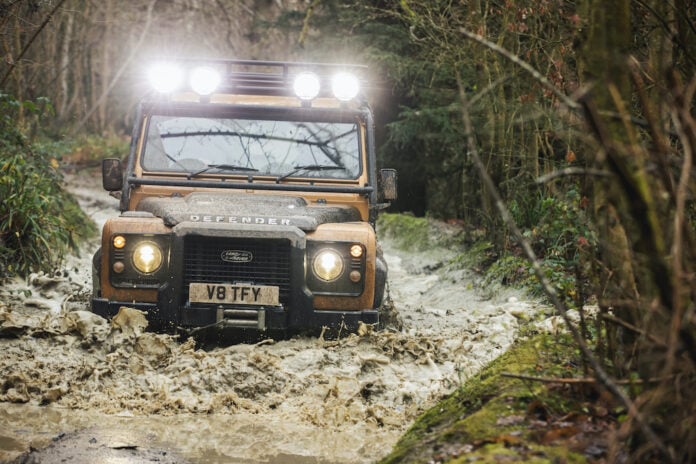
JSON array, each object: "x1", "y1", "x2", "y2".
[{"x1": 146, "y1": 60, "x2": 363, "y2": 101}]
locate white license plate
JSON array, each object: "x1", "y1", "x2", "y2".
[{"x1": 189, "y1": 283, "x2": 279, "y2": 306}]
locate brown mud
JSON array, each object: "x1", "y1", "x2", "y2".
[{"x1": 0, "y1": 170, "x2": 547, "y2": 463}]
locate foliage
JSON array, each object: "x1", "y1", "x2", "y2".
[{"x1": 0, "y1": 93, "x2": 96, "y2": 278}]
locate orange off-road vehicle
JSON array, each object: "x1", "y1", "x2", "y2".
[{"x1": 92, "y1": 59, "x2": 397, "y2": 336}]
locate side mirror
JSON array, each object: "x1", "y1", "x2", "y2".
[
  {"x1": 378, "y1": 168, "x2": 398, "y2": 202},
  {"x1": 102, "y1": 158, "x2": 123, "y2": 191}
]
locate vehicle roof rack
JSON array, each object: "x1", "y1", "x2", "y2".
[{"x1": 168, "y1": 58, "x2": 368, "y2": 98}]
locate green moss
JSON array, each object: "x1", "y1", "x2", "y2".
[
  {"x1": 377, "y1": 213, "x2": 431, "y2": 251},
  {"x1": 379, "y1": 335, "x2": 592, "y2": 464}
]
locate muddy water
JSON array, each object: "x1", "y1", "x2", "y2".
[{"x1": 0, "y1": 170, "x2": 546, "y2": 463}]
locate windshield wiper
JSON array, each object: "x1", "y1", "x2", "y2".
[
  {"x1": 188, "y1": 164, "x2": 259, "y2": 179},
  {"x1": 275, "y1": 165, "x2": 346, "y2": 183}
]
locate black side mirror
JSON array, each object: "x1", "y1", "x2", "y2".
[
  {"x1": 102, "y1": 158, "x2": 123, "y2": 191},
  {"x1": 378, "y1": 168, "x2": 398, "y2": 202}
]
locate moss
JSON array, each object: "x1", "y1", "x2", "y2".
[
  {"x1": 377, "y1": 213, "x2": 431, "y2": 251},
  {"x1": 379, "y1": 335, "x2": 596, "y2": 464}
]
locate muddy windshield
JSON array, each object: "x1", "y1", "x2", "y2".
[{"x1": 141, "y1": 115, "x2": 362, "y2": 180}]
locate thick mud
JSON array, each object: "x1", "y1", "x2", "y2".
[{"x1": 0, "y1": 170, "x2": 547, "y2": 463}]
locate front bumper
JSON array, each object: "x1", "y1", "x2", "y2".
[{"x1": 91, "y1": 296, "x2": 378, "y2": 333}]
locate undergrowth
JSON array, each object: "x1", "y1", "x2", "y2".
[
  {"x1": 378, "y1": 207, "x2": 589, "y2": 308},
  {"x1": 0, "y1": 93, "x2": 96, "y2": 278}
]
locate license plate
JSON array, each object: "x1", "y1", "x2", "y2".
[{"x1": 189, "y1": 283, "x2": 279, "y2": 306}]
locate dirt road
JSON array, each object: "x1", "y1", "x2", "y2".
[{"x1": 0, "y1": 170, "x2": 545, "y2": 463}]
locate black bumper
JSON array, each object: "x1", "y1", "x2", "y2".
[{"x1": 92, "y1": 297, "x2": 378, "y2": 333}]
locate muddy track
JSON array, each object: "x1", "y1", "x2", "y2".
[{"x1": 0, "y1": 169, "x2": 546, "y2": 463}]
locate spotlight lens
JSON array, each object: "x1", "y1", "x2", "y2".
[
  {"x1": 331, "y1": 72, "x2": 360, "y2": 101},
  {"x1": 147, "y1": 63, "x2": 183, "y2": 93},
  {"x1": 190, "y1": 66, "x2": 221, "y2": 96},
  {"x1": 293, "y1": 72, "x2": 321, "y2": 100}
]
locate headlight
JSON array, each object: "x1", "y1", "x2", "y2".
[
  {"x1": 293, "y1": 72, "x2": 321, "y2": 100},
  {"x1": 132, "y1": 242, "x2": 163, "y2": 274},
  {"x1": 312, "y1": 249, "x2": 344, "y2": 282},
  {"x1": 190, "y1": 66, "x2": 221, "y2": 95},
  {"x1": 331, "y1": 72, "x2": 360, "y2": 101},
  {"x1": 147, "y1": 63, "x2": 183, "y2": 93}
]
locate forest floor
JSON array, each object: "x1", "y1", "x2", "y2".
[{"x1": 0, "y1": 167, "x2": 600, "y2": 464}]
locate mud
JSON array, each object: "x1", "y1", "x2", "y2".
[{"x1": 0, "y1": 169, "x2": 548, "y2": 463}]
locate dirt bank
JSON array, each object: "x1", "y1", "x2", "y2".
[{"x1": 0, "y1": 169, "x2": 547, "y2": 463}]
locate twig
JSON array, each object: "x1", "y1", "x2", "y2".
[{"x1": 459, "y1": 28, "x2": 579, "y2": 110}]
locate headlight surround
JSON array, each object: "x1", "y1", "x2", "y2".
[
  {"x1": 132, "y1": 242, "x2": 163, "y2": 274},
  {"x1": 312, "y1": 249, "x2": 345, "y2": 282},
  {"x1": 307, "y1": 241, "x2": 366, "y2": 296},
  {"x1": 109, "y1": 234, "x2": 170, "y2": 288}
]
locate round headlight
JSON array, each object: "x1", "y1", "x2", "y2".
[
  {"x1": 132, "y1": 242, "x2": 163, "y2": 274},
  {"x1": 147, "y1": 63, "x2": 183, "y2": 93},
  {"x1": 331, "y1": 72, "x2": 360, "y2": 101},
  {"x1": 293, "y1": 72, "x2": 321, "y2": 100},
  {"x1": 312, "y1": 249, "x2": 344, "y2": 282},
  {"x1": 190, "y1": 66, "x2": 221, "y2": 95}
]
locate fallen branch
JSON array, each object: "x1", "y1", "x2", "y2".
[
  {"x1": 501, "y1": 372, "x2": 673, "y2": 386},
  {"x1": 536, "y1": 167, "x2": 611, "y2": 184}
]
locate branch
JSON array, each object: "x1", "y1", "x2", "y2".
[
  {"x1": 459, "y1": 28, "x2": 579, "y2": 110},
  {"x1": 70, "y1": 0, "x2": 157, "y2": 133},
  {"x1": 456, "y1": 74, "x2": 672, "y2": 461},
  {"x1": 0, "y1": 0, "x2": 69, "y2": 88},
  {"x1": 501, "y1": 372, "x2": 674, "y2": 386},
  {"x1": 601, "y1": 313, "x2": 667, "y2": 347},
  {"x1": 535, "y1": 167, "x2": 611, "y2": 184}
]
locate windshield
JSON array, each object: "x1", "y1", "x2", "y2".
[{"x1": 141, "y1": 115, "x2": 362, "y2": 180}]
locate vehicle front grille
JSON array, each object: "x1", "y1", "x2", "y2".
[{"x1": 183, "y1": 236, "x2": 292, "y2": 304}]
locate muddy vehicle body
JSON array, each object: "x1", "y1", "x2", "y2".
[{"x1": 92, "y1": 59, "x2": 397, "y2": 337}]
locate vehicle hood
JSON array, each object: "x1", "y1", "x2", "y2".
[{"x1": 136, "y1": 192, "x2": 361, "y2": 231}]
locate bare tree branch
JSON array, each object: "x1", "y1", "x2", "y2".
[
  {"x1": 0, "y1": 0, "x2": 69, "y2": 88},
  {"x1": 70, "y1": 0, "x2": 156, "y2": 134}
]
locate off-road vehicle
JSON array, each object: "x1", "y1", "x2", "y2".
[{"x1": 92, "y1": 59, "x2": 397, "y2": 336}]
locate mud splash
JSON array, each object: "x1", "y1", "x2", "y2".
[{"x1": 0, "y1": 170, "x2": 547, "y2": 463}]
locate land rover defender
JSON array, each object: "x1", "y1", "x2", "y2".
[{"x1": 91, "y1": 59, "x2": 397, "y2": 336}]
